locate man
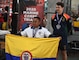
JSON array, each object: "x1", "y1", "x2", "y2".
[
  {"x1": 51, "y1": 2, "x2": 72, "y2": 60},
  {"x1": 21, "y1": 17, "x2": 52, "y2": 38}
]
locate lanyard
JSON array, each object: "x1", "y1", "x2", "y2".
[
  {"x1": 33, "y1": 28, "x2": 38, "y2": 37},
  {"x1": 56, "y1": 13, "x2": 63, "y2": 24}
]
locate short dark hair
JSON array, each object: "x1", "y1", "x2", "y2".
[
  {"x1": 56, "y1": 2, "x2": 64, "y2": 7},
  {"x1": 34, "y1": 17, "x2": 41, "y2": 21}
]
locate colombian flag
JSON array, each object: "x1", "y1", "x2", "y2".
[{"x1": 5, "y1": 34, "x2": 60, "y2": 60}]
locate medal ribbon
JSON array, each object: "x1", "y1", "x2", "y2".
[
  {"x1": 56, "y1": 13, "x2": 63, "y2": 25},
  {"x1": 33, "y1": 28, "x2": 38, "y2": 37}
]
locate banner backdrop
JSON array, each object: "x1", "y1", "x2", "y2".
[
  {"x1": 5, "y1": 34, "x2": 60, "y2": 60},
  {"x1": 19, "y1": 0, "x2": 44, "y2": 30}
]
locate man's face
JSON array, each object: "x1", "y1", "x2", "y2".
[
  {"x1": 56, "y1": 5, "x2": 64, "y2": 14},
  {"x1": 32, "y1": 18, "x2": 40, "y2": 28}
]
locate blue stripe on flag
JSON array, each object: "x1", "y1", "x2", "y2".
[
  {"x1": 6, "y1": 53, "x2": 20, "y2": 60},
  {"x1": 6, "y1": 53, "x2": 56, "y2": 60}
]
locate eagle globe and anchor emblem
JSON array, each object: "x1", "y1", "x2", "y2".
[{"x1": 20, "y1": 51, "x2": 32, "y2": 60}]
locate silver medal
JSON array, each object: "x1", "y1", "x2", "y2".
[
  {"x1": 55, "y1": 13, "x2": 62, "y2": 29},
  {"x1": 56, "y1": 24, "x2": 61, "y2": 29}
]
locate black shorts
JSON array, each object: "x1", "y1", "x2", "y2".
[
  {"x1": 58, "y1": 38, "x2": 67, "y2": 51},
  {"x1": 53, "y1": 31, "x2": 68, "y2": 50}
]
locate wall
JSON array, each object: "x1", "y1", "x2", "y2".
[{"x1": 71, "y1": 0, "x2": 79, "y2": 14}]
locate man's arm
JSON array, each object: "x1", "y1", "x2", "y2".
[
  {"x1": 64, "y1": 13, "x2": 72, "y2": 35},
  {"x1": 16, "y1": 32, "x2": 21, "y2": 36},
  {"x1": 16, "y1": 28, "x2": 28, "y2": 36},
  {"x1": 48, "y1": 34, "x2": 59, "y2": 37},
  {"x1": 67, "y1": 18, "x2": 72, "y2": 35}
]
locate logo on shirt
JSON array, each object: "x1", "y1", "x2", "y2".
[
  {"x1": 20, "y1": 51, "x2": 32, "y2": 60},
  {"x1": 39, "y1": 31, "x2": 42, "y2": 35}
]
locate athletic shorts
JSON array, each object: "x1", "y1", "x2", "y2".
[{"x1": 58, "y1": 35, "x2": 67, "y2": 51}]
